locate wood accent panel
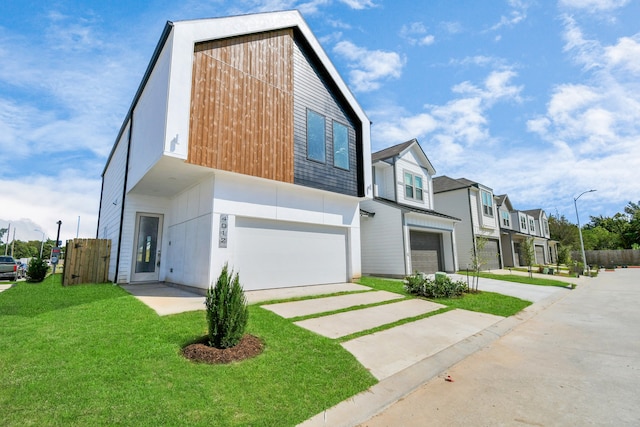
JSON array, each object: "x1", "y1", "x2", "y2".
[{"x1": 188, "y1": 30, "x2": 294, "y2": 183}]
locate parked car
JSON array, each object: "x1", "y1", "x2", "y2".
[{"x1": 0, "y1": 256, "x2": 18, "y2": 281}]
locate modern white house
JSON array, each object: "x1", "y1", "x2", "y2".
[
  {"x1": 496, "y1": 195, "x2": 554, "y2": 267},
  {"x1": 432, "y1": 176, "x2": 502, "y2": 271},
  {"x1": 97, "y1": 11, "x2": 372, "y2": 291},
  {"x1": 360, "y1": 140, "x2": 460, "y2": 277}
]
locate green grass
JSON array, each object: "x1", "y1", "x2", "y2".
[
  {"x1": 464, "y1": 271, "x2": 573, "y2": 288},
  {"x1": 357, "y1": 276, "x2": 411, "y2": 296},
  {"x1": 432, "y1": 291, "x2": 531, "y2": 317},
  {"x1": 358, "y1": 276, "x2": 531, "y2": 318},
  {"x1": 0, "y1": 275, "x2": 376, "y2": 426}
]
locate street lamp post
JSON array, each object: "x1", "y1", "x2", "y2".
[
  {"x1": 35, "y1": 229, "x2": 45, "y2": 258},
  {"x1": 574, "y1": 189, "x2": 596, "y2": 276}
]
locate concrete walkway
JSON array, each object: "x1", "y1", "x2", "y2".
[{"x1": 119, "y1": 272, "x2": 574, "y2": 426}]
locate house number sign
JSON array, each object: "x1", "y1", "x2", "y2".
[{"x1": 219, "y1": 214, "x2": 228, "y2": 248}]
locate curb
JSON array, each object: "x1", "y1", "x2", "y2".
[{"x1": 298, "y1": 288, "x2": 571, "y2": 427}]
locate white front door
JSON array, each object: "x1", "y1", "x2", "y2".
[{"x1": 131, "y1": 213, "x2": 163, "y2": 282}]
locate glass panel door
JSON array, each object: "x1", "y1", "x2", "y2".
[{"x1": 132, "y1": 213, "x2": 163, "y2": 282}]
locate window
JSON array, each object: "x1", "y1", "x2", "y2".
[
  {"x1": 520, "y1": 216, "x2": 527, "y2": 229},
  {"x1": 404, "y1": 172, "x2": 413, "y2": 198},
  {"x1": 501, "y1": 211, "x2": 510, "y2": 227},
  {"x1": 543, "y1": 220, "x2": 549, "y2": 235},
  {"x1": 404, "y1": 172, "x2": 424, "y2": 201},
  {"x1": 307, "y1": 109, "x2": 326, "y2": 163},
  {"x1": 481, "y1": 191, "x2": 493, "y2": 216},
  {"x1": 529, "y1": 219, "x2": 535, "y2": 233},
  {"x1": 333, "y1": 121, "x2": 349, "y2": 170}
]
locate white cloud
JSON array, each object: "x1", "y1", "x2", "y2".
[
  {"x1": 370, "y1": 68, "x2": 522, "y2": 154},
  {"x1": 605, "y1": 35, "x2": 640, "y2": 74},
  {"x1": 333, "y1": 40, "x2": 405, "y2": 92},
  {"x1": 559, "y1": 0, "x2": 630, "y2": 12},
  {"x1": 337, "y1": 0, "x2": 377, "y2": 9},
  {"x1": 0, "y1": 171, "x2": 101, "y2": 243},
  {"x1": 400, "y1": 22, "x2": 436, "y2": 46}
]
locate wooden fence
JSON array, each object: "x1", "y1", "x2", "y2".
[
  {"x1": 62, "y1": 239, "x2": 111, "y2": 285},
  {"x1": 572, "y1": 249, "x2": 640, "y2": 267}
]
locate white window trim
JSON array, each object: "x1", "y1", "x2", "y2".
[
  {"x1": 403, "y1": 170, "x2": 424, "y2": 202},
  {"x1": 481, "y1": 191, "x2": 493, "y2": 217}
]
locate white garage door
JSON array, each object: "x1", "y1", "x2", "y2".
[{"x1": 235, "y1": 217, "x2": 348, "y2": 290}]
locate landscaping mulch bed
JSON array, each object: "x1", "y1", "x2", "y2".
[{"x1": 182, "y1": 334, "x2": 264, "y2": 364}]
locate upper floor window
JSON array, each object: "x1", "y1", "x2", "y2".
[
  {"x1": 501, "y1": 211, "x2": 510, "y2": 227},
  {"x1": 404, "y1": 172, "x2": 424, "y2": 201},
  {"x1": 307, "y1": 109, "x2": 326, "y2": 163},
  {"x1": 543, "y1": 220, "x2": 549, "y2": 235},
  {"x1": 333, "y1": 121, "x2": 349, "y2": 170},
  {"x1": 529, "y1": 219, "x2": 536, "y2": 233},
  {"x1": 481, "y1": 191, "x2": 493, "y2": 216},
  {"x1": 520, "y1": 216, "x2": 527, "y2": 229}
]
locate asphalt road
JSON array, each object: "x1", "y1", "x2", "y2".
[{"x1": 360, "y1": 268, "x2": 640, "y2": 426}]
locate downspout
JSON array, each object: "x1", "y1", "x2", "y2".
[
  {"x1": 114, "y1": 117, "x2": 133, "y2": 283},
  {"x1": 467, "y1": 187, "x2": 476, "y2": 269},
  {"x1": 96, "y1": 177, "x2": 105, "y2": 238}
]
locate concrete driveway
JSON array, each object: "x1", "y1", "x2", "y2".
[{"x1": 359, "y1": 269, "x2": 640, "y2": 426}]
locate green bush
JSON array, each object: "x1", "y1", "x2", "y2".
[
  {"x1": 205, "y1": 264, "x2": 249, "y2": 349},
  {"x1": 404, "y1": 272, "x2": 468, "y2": 299},
  {"x1": 26, "y1": 257, "x2": 48, "y2": 282}
]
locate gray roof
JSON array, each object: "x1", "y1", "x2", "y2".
[
  {"x1": 432, "y1": 176, "x2": 478, "y2": 193},
  {"x1": 372, "y1": 197, "x2": 461, "y2": 222},
  {"x1": 372, "y1": 139, "x2": 416, "y2": 162},
  {"x1": 522, "y1": 208, "x2": 544, "y2": 217}
]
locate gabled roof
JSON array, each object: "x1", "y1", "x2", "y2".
[
  {"x1": 372, "y1": 139, "x2": 436, "y2": 175},
  {"x1": 433, "y1": 176, "x2": 478, "y2": 193},
  {"x1": 103, "y1": 10, "x2": 372, "y2": 181},
  {"x1": 523, "y1": 208, "x2": 545, "y2": 218},
  {"x1": 495, "y1": 194, "x2": 514, "y2": 211},
  {"x1": 372, "y1": 197, "x2": 461, "y2": 222}
]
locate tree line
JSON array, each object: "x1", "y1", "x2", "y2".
[
  {"x1": 549, "y1": 201, "x2": 640, "y2": 252},
  {"x1": 0, "y1": 229, "x2": 57, "y2": 260}
]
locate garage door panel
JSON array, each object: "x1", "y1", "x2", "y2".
[
  {"x1": 535, "y1": 245, "x2": 545, "y2": 265},
  {"x1": 235, "y1": 217, "x2": 347, "y2": 290},
  {"x1": 479, "y1": 239, "x2": 500, "y2": 270},
  {"x1": 410, "y1": 231, "x2": 442, "y2": 274}
]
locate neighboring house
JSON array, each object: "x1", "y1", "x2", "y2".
[
  {"x1": 97, "y1": 11, "x2": 372, "y2": 292},
  {"x1": 360, "y1": 140, "x2": 460, "y2": 277},
  {"x1": 433, "y1": 176, "x2": 502, "y2": 271},
  {"x1": 496, "y1": 195, "x2": 554, "y2": 267}
]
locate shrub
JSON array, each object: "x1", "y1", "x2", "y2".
[
  {"x1": 404, "y1": 272, "x2": 468, "y2": 299},
  {"x1": 205, "y1": 264, "x2": 249, "y2": 349},
  {"x1": 26, "y1": 257, "x2": 48, "y2": 282}
]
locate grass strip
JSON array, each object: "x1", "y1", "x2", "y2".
[
  {"x1": 463, "y1": 271, "x2": 574, "y2": 288},
  {"x1": 338, "y1": 307, "x2": 453, "y2": 342},
  {"x1": 286, "y1": 296, "x2": 413, "y2": 322},
  {"x1": 254, "y1": 289, "x2": 374, "y2": 306},
  {"x1": 0, "y1": 275, "x2": 376, "y2": 426},
  {"x1": 431, "y1": 291, "x2": 531, "y2": 317}
]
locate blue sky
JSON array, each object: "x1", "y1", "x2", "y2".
[{"x1": 1, "y1": 0, "x2": 639, "y2": 243}]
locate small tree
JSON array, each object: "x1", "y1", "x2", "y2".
[
  {"x1": 205, "y1": 264, "x2": 249, "y2": 349},
  {"x1": 26, "y1": 257, "x2": 48, "y2": 282},
  {"x1": 469, "y1": 235, "x2": 490, "y2": 292},
  {"x1": 522, "y1": 237, "x2": 535, "y2": 278}
]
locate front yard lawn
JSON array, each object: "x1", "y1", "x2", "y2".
[{"x1": 0, "y1": 275, "x2": 375, "y2": 426}]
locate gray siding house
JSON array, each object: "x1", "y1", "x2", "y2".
[{"x1": 360, "y1": 140, "x2": 459, "y2": 277}]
